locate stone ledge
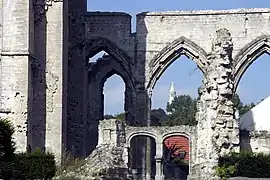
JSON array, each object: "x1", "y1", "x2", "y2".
[
  {"x1": 137, "y1": 8, "x2": 270, "y2": 16},
  {"x1": 86, "y1": 11, "x2": 132, "y2": 18}
]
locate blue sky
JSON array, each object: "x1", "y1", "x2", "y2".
[{"x1": 87, "y1": 0, "x2": 270, "y2": 115}]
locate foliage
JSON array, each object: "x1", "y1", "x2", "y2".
[
  {"x1": 114, "y1": 112, "x2": 126, "y2": 121},
  {"x1": 104, "y1": 114, "x2": 114, "y2": 119},
  {"x1": 0, "y1": 118, "x2": 15, "y2": 159},
  {"x1": 0, "y1": 118, "x2": 56, "y2": 179},
  {"x1": 57, "y1": 151, "x2": 86, "y2": 176},
  {"x1": 150, "y1": 108, "x2": 167, "y2": 126},
  {"x1": 232, "y1": 94, "x2": 256, "y2": 117},
  {"x1": 162, "y1": 95, "x2": 198, "y2": 126},
  {"x1": 104, "y1": 112, "x2": 126, "y2": 122},
  {"x1": 215, "y1": 165, "x2": 237, "y2": 180},
  {"x1": 12, "y1": 149, "x2": 56, "y2": 179},
  {"x1": 215, "y1": 151, "x2": 270, "y2": 179}
]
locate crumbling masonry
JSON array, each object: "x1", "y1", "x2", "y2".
[{"x1": 0, "y1": 0, "x2": 270, "y2": 178}]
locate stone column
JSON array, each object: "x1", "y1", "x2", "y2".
[
  {"x1": 40, "y1": 0, "x2": 68, "y2": 163},
  {"x1": 155, "y1": 142, "x2": 164, "y2": 180},
  {"x1": 195, "y1": 29, "x2": 239, "y2": 179},
  {"x1": 67, "y1": 0, "x2": 87, "y2": 158}
]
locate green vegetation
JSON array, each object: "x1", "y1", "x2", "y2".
[
  {"x1": 215, "y1": 151, "x2": 270, "y2": 179},
  {"x1": 0, "y1": 118, "x2": 56, "y2": 179},
  {"x1": 105, "y1": 93, "x2": 259, "y2": 126}
]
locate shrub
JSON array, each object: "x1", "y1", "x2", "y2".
[
  {"x1": 0, "y1": 118, "x2": 16, "y2": 179},
  {"x1": 0, "y1": 118, "x2": 56, "y2": 179},
  {"x1": 215, "y1": 151, "x2": 270, "y2": 179},
  {"x1": 0, "y1": 118, "x2": 15, "y2": 159},
  {"x1": 12, "y1": 149, "x2": 56, "y2": 179}
]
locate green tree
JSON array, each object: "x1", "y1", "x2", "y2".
[
  {"x1": 232, "y1": 93, "x2": 256, "y2": 117},
  {"x1": 104, "y1": 114, "x2": 114, "y2": 119},
  {"x1": 150, "y1": 108, "x2": 168, "y2": 126},
  {"x1": 161, "y1": 95, "x2": 198, "y2": 126},
  {"x1": 114, "y1": 112, "x2": 126, "y2": 121}
]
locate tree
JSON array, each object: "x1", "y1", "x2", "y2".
[
  {"x1": 232, "y1": 93, "x2": 256, "y2": 117},
  {"x1": 115, "y1": 112, "x2": 126, "y2": 121},
  {"x1": 104, "y1": 114, "x2": 114, "y2": 119},
  {"x1": 150, "y1": 108, "x2": 168, "y2": 126},
  {"x1": 161, "y1": 95, "x2": 198, "y2": 126}
]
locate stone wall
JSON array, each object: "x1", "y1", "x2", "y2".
[
  {"x1": 2, "y1": 5, "x2": 270, "y2": 178},
  {"x1": 240, "y1": 130, "x2": 270, "y2": 153}
]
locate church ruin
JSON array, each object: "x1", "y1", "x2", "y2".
[{"x1": 0, "y1": 0, "x2": 270, "y2": 179}]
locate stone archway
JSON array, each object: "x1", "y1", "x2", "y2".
[
  {"x1": 147, "y1": 36, "x2": 208, "y2": 91},
  {"x1": 84, "y1": 36, "x2": 133, "y2": 75},
  {"x1": 84, "y1": 55, "x2": 136, "y2": 156},
  {"x1": 233, "y1": 35, "x2": 270, "y2": 92}
]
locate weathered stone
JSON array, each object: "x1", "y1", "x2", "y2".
[{"x1": 2, "y1": 6, "x2": 270, "y2": 179}]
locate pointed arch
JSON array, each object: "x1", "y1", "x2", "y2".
[
  {"x1": 233, "y1": 35, "x2": 270, "y2": 92},
  {"x1": 100, "y1": 68, "x2": 133, "y2": 91},
  {"x1": 147, "y1": 36, "x2": 208, "y2": 91},
  {"x1": 84, "y1": 36, "x2": 133, "y2": 71}
]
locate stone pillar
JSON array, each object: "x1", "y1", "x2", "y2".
[
  {"x1": 67, "y1": 0, "x2": 87, "y2": 157},
  {"x1": 155, "y1": 142, "x2": 164, "y2": 180},
  {"x1": 0, "y1": 0, "x2": 34, "y2": 152},
  {"x1": 84, "y1": 81, "x2": 102, "y2": 156},
  {"x1": 195, "y1": 29, "x2": 239, "y2": 178},
  {"x1": 32, "y1": 0, "x2": 68, "y2": 163}
]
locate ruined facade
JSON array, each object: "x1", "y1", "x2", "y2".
[{"x1": 0, "y1": 1, "x2": 270, "y2": 178}]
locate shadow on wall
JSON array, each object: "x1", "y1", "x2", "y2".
[
  {"x1": 239, "y1": 108, "x2": 254, "y2": 153},
  {"x1": 27, "y1": 3, "x2": 47, "y2": 152},
  {"x1": 129, "y1": 135, "x2": 156, "y2": 180}
]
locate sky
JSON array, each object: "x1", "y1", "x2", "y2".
[{"x1": 87, "y1": 0, "x2": 270, "y2": 115}]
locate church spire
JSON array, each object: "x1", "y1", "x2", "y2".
[{"x1": 168, "y1": 81, "x2": 177, "y2": 104}]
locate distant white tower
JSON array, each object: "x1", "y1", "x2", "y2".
[{"x1": 168, "y1": 81, "x2": 177, "y2": 104}]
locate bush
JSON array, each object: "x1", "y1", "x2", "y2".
[
  {"x1": 215, "y1": 151, "x2": 270, "y2": 179},
  {"x1": 0, "y1": 118, "x2": 56, "y2": 179},
  {"x1": 13, "y1": 149, "x2": 56, "y2": 179},
  {"x1": 0, "y1": 118, "x2": 15, "y2": 159}
]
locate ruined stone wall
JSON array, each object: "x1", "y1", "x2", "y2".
[
  {"x1": 0, "y1": 0, "x2": 35, "y2": 153},
  {"x1": 125, "y1": 125, "x2": 197, "y2": 167},
  {"x1": 240, "y1": 130, "x2": 270, "y2": 153},
  {"x1": 85, "y1": 12, "x2": 134, "y2": 58},
  {"x1": 2, "y1": 5, "x2": 270, "y2": 175}
]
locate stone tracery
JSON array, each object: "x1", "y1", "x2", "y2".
[
  {"x1": 233, "y1": 35, "x2": 270, "y2": 92},
  {"x1": 3, "y1": 4, "x2": 270, "y2": 179},
  {"x1": 147, "y1": 36, "x2": 208, "y2": 90}
]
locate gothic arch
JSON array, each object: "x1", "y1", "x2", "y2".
[
  {"x1": 147, "y1": 36, "x2": 208, "y2": 91},
  {"x1": 84, "y1": 36, "x2": 133, "y2": 72},
  {"x1": 99, "y1": 68, "x2": 134, "y2": 92},
  {"x1": 87, "y1": 57, "x2": 136, "y2": 125},
  {"x1": 233, "y1": 35, "x2": 270, "y2": 92},
  {"x1": 88, "y1": 56, "x2": 135, "y2": 90}
]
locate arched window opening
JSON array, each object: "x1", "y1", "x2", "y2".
[
  {"x1": 235, "y1": 53, "x2": 270, "y2": 152},
  {"x1": 89, "y1": 50, "x2": 109, "y2": 63},
  {"x1": 103, "y1": 74, "x2": 125, "y2": 120},
  {"x1": 129, "y1": 135, "x2": 156, "y2": 180},
  {"x1": 151, "y1": 56, "x2": 203, "y2": 127},
  {"x1": 163, "y1": 135, "x2": 190, "y2": 179}
]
